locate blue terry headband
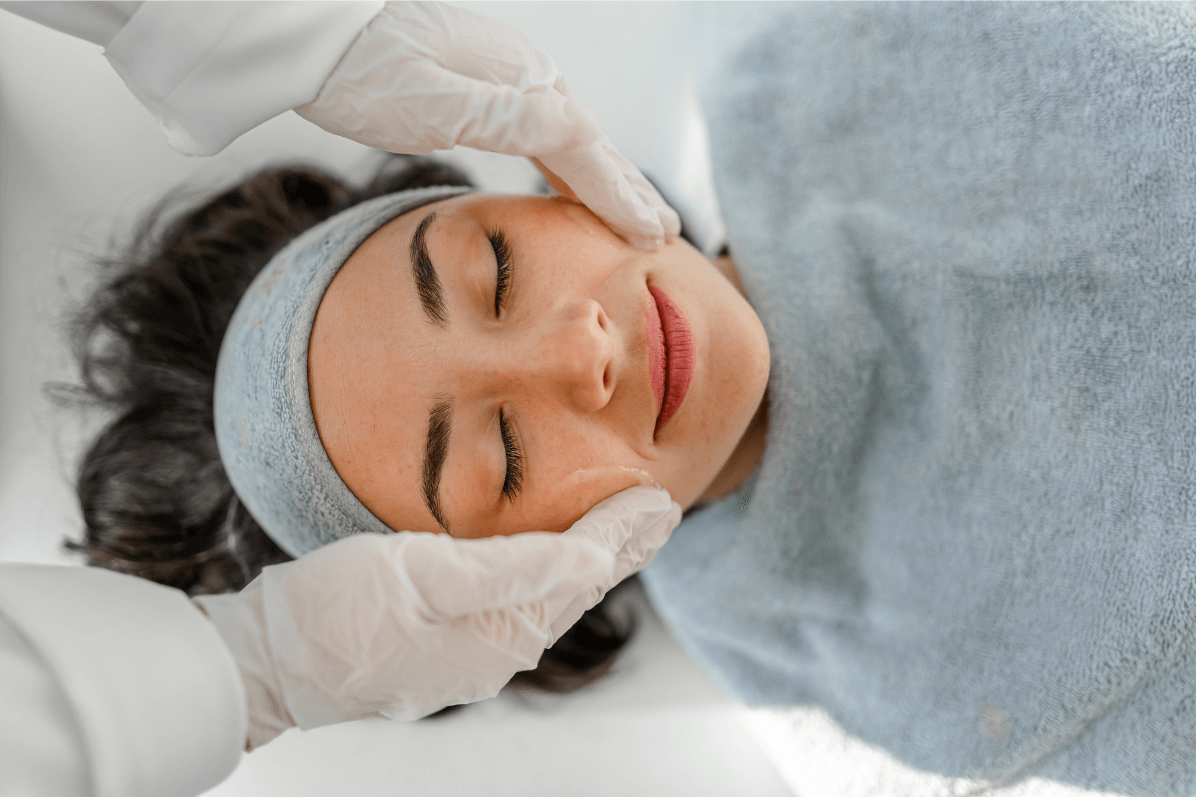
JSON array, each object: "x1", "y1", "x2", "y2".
[{"x1": 214, "y1": 185, "x2": 473, "y2": 558}]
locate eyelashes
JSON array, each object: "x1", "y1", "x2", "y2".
[
  {"x1": 490, "y1": 226, "x2": 522, "y2": 502},
  {"x1": 490, "y1": 227, "x2": 513, "y2": 316},
  {"x1": 499, "y1": 408, "x2": 523, "y2": 502}
]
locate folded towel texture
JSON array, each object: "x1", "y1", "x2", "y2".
[{"x1": 642, "y1": 4, "x2": 1196, "y2": 793}]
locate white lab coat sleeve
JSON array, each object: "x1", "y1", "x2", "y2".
[
  {"x1": 7, "y1": 0, "x2": 384, "y2": 155},
  {"x1": 0, "y1": 1, "x2": 144, "y2": 48},
  {"x1": 0, "y1": 612, "x2": 90, "y2": 797},
  {"x1": 0, "y1": 564, "x2": 248, "y2": 797}
]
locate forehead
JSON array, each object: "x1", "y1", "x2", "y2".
[{"x1": 307, "y1": 198, "x2": 462, "y2": 532}]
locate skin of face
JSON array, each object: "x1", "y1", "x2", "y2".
[{"x1": 307, "y1": 193, "x2": 770, "y2": 538}]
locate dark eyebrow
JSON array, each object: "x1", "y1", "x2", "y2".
[
  {"x1": 411, "y1": 213, "x2": 448, "y2": 327},
  {"x1": 422, "y1": 397, "x2": 453, "y2": 533}
]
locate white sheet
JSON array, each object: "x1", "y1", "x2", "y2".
[{"x1": 744, "y1": 706, "x2": 1126, "y2": 797}]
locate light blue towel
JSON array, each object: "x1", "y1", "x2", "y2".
[{"x1": 643, "y1": 4, "x2": 1196, "y2": 793}]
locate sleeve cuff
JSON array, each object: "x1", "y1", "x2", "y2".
[
  {"x1": 103, "y1": 0, "x2": 384, "y2": 155},
  {"x1": 0, "y1": 564, "x2": 247, "y2": 797}
]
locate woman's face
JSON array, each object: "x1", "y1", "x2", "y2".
[{"x1": 308, "y1": 193, "x2": 769, "y2": 538}]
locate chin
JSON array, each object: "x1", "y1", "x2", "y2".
[{"x1": 688, "y1": 291, "x2": 771, "y2": 510}]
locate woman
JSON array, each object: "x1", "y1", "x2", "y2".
[
  {"x1": 68, "y1": 3, "x2": 1196, "y2": 794},
  {"x1": 66, "y1": 153, "x2": 750, "y2": 697}
]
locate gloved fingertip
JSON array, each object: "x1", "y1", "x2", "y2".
[
  {"x1": 639, "y1": 483, "x2": 676, "y2": 506},
  {"x1": 626, "y1": 228, "x2": 667, "y2": 251},
  {"x1": 661, "y1": 209, "x2": 683, "y2": 240},
  {"x1": 602, "y1": 484, "x2": 674, "y2": 514}
]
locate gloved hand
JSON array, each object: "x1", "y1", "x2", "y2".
[
  {"x1": 295, "y1": 1, "x2": 681, "y2": 250},
  {"x1": 194, "y1": 486, "x2": 681, "y2": 749}
]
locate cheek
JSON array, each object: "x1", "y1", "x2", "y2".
[
  {"x1": 503, "y1": 418, "x2": 656, "y2": 534},
  {"x1": 524, "y1": 210, "x2": 627, "y2": 288},
  {"x1": 508, "y1": 465, "x2": 648, "y2": 534}
]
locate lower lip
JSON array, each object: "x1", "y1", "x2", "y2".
[{"x1": 647, "y1": 285, "x2": 696, "y2": 435}]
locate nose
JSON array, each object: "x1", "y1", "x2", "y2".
[{"x1": 498, "y1": 297, "x2": 615, "y2": 412}]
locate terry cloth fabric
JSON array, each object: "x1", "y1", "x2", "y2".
[
  {"x1": 214, "y1": 185, "x2": 471, "y2": 559},
  {"x1": 642, "y1": 3, "x2": 1196, "y2": 794}
]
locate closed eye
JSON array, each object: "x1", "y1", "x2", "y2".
[
  {"x1": 490, "y1": 227, "x2": 512, "y2": 316},
  {"x1": 499, "y1": 408, "x2": 523, "y2": 502}
]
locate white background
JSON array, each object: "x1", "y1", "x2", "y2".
[{"x1": 0, "y1": 3, "x2": 792, "y2": 795}]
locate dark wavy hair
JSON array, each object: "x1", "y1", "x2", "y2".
[{"x1": 57, "y1": 155, "x2": 635, "y2": 696}]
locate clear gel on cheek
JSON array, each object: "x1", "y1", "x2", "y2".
[
  {"x1": 566, "y1": 466, "x2": 664, "y2": 492},
  {"x1": 537, "y1": 466, "x2": 666, "y2": 531}
]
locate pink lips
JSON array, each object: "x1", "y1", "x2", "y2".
[{"x1": 644, "y1": 285, "x2": 696, "y2": 435}]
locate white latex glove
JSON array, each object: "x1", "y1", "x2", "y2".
[
  {"x1": 195, "y1": 486, "x2": 681, "y2": 749},
  {"x1": 295, "y1": 1, "x2": 681, "y2": 249}
]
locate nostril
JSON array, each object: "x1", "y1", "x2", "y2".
[{"x1": 603, "y1": 367, "x2": 610, "y2": 389}]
